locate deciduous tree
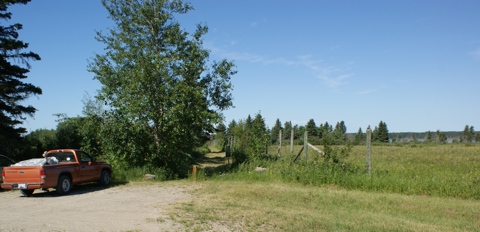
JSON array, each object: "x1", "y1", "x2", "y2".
[{"x1": 88, "y1": 0, "x2": 236, "y2": 176}]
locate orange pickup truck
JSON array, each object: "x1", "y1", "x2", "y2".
[{"x1": 1, "y1": 149, "x2": 112, "y2": 196}]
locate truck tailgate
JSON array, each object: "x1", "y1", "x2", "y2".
[{"x1": 3, "y1": 166, "x2": 44, "y2": 184}]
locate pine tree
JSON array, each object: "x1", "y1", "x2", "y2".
[
  {"x1": 0, "y1": 0, "x2": 42, "y2": 156},
  {"x1": 270, "y1": 118, "x2": 282, "y2": 144},
  {"x1": 424, "y1": 131, "x2": 432, "y2": 143},
  {"x1": 332, "y1": 121, "x2": 347, "y2": 144},
  {"x1": 283, "y1": 121, "x2": 292, "y2": 141},
  {"x1": 376, "y1": 121, "x2": 389, "y2": 143},
  {"x1": 462, "y1": 125, "x2": 470, "y2": 143},
  {"x1": 469, "y1": 126, "x2": 475, "y2": 143},
  {"x1": 353, "y1": 127, "x2": 365, "y2": 145},
  {"x1": 306, "y1": 119, "x2": 317, "y2": 137},
  {"x1": 249, "y1": 112, "x2": 267, "y2": 156}
]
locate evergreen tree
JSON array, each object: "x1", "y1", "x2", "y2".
[
  {"x1": 332, "y1": 121, "x2": 347, "y2": 144},
  {"x1": 249, "y1": 112, "x2": 267, "y2": 156},
  {"x1": 318, "y1": 121, "x2": 332, "y2": 139},
  {"x1": 435, "y1": 130, "x2": 447, "y2": 144},
  {"x1": 469, "y1": 126, "x2": 475, "y2": 143},
  {"x1": 462, "y1": 125, "x2": 470, "y2": 143},
  {"x1": 353, "y1": 127, "x2": 365, "y2": 145},
  {"x1": 270, "y1": 118, "x2": 282, "y2": 144},
  {"x1": 283, "y1": 121, "x2": 292, "y2": 141},
  {"x1": 375, "y1": 121, "x2": 389, "y2": 143},
  {"x1": 226, "y1": 119, "x2": 236, "y2": 140},
  {"x1": 424, "y1": 131, "x2": 432, "y2": 143},
  {"x1": 305, "y1": 119, "x2": 317, "y2": 137},
  {"x1": 0, "y1": 0, "x2": 42, "y2": 156},
  {"x1": 293, "y1": 124, "x2": 300, "y2": 140}
]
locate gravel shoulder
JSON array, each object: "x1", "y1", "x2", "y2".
[{"x1": 0, "y1": 182, "x2": 197, "y2": 232}]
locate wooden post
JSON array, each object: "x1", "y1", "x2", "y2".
[
  {"x1": 290, "y1": 125, "x2": 294, "y2": 154},
  {"x1": 278, "y1": 130, "x2": 282, "y2": 157},
  {"x1": 366, "y1": 126, "x2": 372, "y2": 175},
  {"x1": 304, "y1": 131, "x2": 308, "y2": 160},
  {"x1": 192, "y1": 165, "x2": 197, "y2": 180}
]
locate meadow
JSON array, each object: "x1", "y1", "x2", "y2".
[
  {"x1": 167, "y1": 143, "x2": 480, "y2": 231},
  {"x1": 214, "y1": 143, "x2": 480, "y2": 200}
]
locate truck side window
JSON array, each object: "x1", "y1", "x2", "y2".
[{"x1": 78, "y1": 152, "x2": 92, "y2": 163}]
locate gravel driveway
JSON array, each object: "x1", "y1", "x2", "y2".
[{"x1": 0, "y1": 183, "x2": 194, "y2": 231}]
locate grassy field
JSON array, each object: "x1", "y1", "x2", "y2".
[
  {"x1": 224, "y1": 143, "x2": 480, "y2": 200},
  {"x1": 165, "y1": 143, "x2": 480, "y2": 231},
  {"x1": 121, "y1": 144, "x2": 480, "y2": 231},
  {"x1": 169, "y1": 180, "x2": 480, "y2": 231}
]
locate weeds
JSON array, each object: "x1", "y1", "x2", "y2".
[{"x1": 207, "y1": 143, "x2": 480, "y2": 200}]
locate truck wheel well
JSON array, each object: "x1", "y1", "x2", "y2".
[{"x1": 58, "y1": 172, "x2": 72, "y2": 181}]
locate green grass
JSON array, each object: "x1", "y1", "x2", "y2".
[
  {"x1": 114, "y1": 144, "x2": 480, "y2": 231},
  {"x1": 169, "y1": 180, "x2": 480, "y2": 231},
  {"x1": 209, "y1": 144, "x2": 480, "y2": 199}
]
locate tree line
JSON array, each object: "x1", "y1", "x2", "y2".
[{"x1": 214, "y1": 113, "x2": 392, "y2": 160}]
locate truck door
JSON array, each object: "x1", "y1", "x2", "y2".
[{"x1": 77, "y1": 151, "x2": 100, "y2": 182}]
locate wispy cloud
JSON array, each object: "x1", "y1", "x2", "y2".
[
  {"x1": 207, "y1": 46, "x2": 353, "y2": 89},
  {"x1": 356, "y1": 89, "x2": 375, "y2": 95},
  {"x1": 251, "y1": 22, "x2": 258, "y2": 27}
]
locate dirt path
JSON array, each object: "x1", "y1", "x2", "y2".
[{"x1": 0, "y1": 183, "x2": 196, "y2": 232}]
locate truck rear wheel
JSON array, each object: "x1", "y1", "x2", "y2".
[
  {"x1": 56, "y1": 175, "x2": 72, "y2": 195},
  {"x1": 99, "y1": 170, "x2": 110, "y2": 186},
  {"x1": 20, "y1": 189, "x2": 34, "y2": 197}
]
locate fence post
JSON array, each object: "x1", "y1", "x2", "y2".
[
  {"x1": 304, "y1": 131, "x2": 308, "y2": 160},
  {"x1": 366, "y1": 126, "x2": 372, "y2": 175},
  {"x1": 290, "y1": 125, "x2": 294, "y2": 154},
  {"x1": 278, "y1": 129, "x2": 282, "y2": 157}
]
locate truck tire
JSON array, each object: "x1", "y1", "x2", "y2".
[
  {"x1": 56, "y1": 175, "x2": 72, "y2": 195},
  {"x1": 20, "y1": 189, "x2": 34, "y2": 197},
  {"x1": 98, "y1": 170, "x2": 111, "y2": 186}
]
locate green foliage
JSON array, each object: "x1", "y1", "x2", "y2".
[
  {"x1": 23, "y1": 129, "x2": 57, "y2": 159},
  {"x1": 332, "y1": 121, "x2": 347, "y2": 145},
  {"x1": 211, "y1": 144, "x2": 480, "y2": 200},
  {"x1": 435, "y1": 130, "x2": 447, "y2": 144},
  {"x1": 424, "y1": 130, "x2": 433, "y2": 143},
  {"x1": 270, "y1": 118, "x2": 282, "y2": 144},
  {"x1": 55, "y1": 114, "x2": 82, "y2": 149},
  {"x1": 305, "y1": 119, "x2": 317, "y2": 137},
  {"x1": 353, "y1": 127, "x2": 365, "y2": 145},
  {"x1": 227, "y1": 112, "x2": 268, "y2": 164},
  {"x1": 373, "y1": 121, "x2": 389, "y2": 143},
  {"x1": 461, "y1": 125, "x2": 475, "y2": 143},
  {"x1": 318, "y1": 122, "x2": 332, "y2": 141},
  {"x1": 213, "y1": 122, "x2": 226, "y2": 151},
  {"x1": 87, "y1": 0, "x2": 236, "y2": 177},
  {"x1": 0, "y1": 0, "x2": 42, "y2": 156}
]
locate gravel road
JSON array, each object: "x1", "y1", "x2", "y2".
[{"x1": 0, "y1": 183, "x2": 194, "y2": 232}]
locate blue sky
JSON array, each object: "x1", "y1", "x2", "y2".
[{"x1": 9, "y1": 0, "x2": 480, "y2": 133}]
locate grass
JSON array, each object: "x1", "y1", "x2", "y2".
[
  {"x1": 218, "y1": 143, "x2": 480, "y2": 200},
  {"x1": 169, "y1": 180, "x2": 480, "y2": 231},
  {"x1": 113, "y1": 143, "x2": 480, "y2": 231}
]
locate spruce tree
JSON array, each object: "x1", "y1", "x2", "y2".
[
  {"x1": 270, "y1": 118, "x2": 282, "y2": 144},
  {"x1": 353, "y1": 127, "x2": 365, "y2": 145},
  {"x1": 306, "y1": 119, "x2": 317, "y2": 137},
  {"x1": 0, "y1": 0, "x2": 42, "y2": 155}
]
